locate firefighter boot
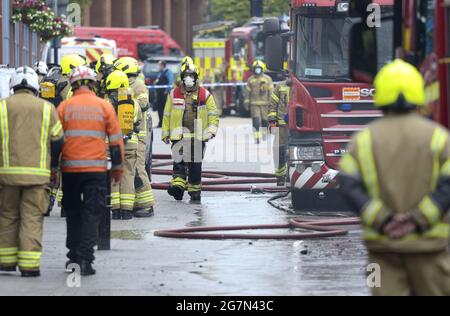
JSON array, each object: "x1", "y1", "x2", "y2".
[
  {"x1": 112, "y1": 210, "x2": 121, "y2": 220},
  {"x1": 277, "y1": 176, "x2": 286, "y2": 187},
  {"x1": 78, "y1": 260, "x2": 96, "y2": 276},
  {"x1": 0, "y1": 266, "x2": 17, "y2": 272},
  {"x1": 189, "y1": 191, "x2": 201, "y2": 203},
  {"x1": 134, "y1": 206, "x2": 154, "y2": 218},
  {"x1": 168, "y1": 185, "x2": 185, "y2": 201},
  {"x1": 21, "y1": 270, "x2": 41, "y2": 278},
  {"x1": 121, "y1": 210, "x2": 133, "y2": 220}
]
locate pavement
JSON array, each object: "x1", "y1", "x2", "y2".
[{"x1": 0, "y1": 117, "x2": 370, "y2": 296}]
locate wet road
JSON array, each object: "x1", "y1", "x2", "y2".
[{"x1": 0, "y1": 117, "x2": 370, "y2": 296}]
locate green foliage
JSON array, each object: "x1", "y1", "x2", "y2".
[{"x1": 208, "y1": 0, "x2": 289, "y2": 24}]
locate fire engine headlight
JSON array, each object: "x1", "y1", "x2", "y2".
[
  {"x1": 337, "y1": 2, "x2": 349, "y2": 12},
  {"x1": 290, "y1": 146, "x2": 324, "y2": 161}
]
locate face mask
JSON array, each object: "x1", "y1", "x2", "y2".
[
  {"x1": 255, "y1": 68, "x2": 262, "y2": 75},
  {"x1": 183, "y1": 76, "x2": 196, "y2": 89}
]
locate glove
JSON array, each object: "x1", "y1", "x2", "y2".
[
  {"x1": 163, "y1": 137, "x2": 170, "y2": 144},
  {"x1": 112, "y1": 168, "x2": 124, "y2": 184},
  {"x1": 382, "y1": 214, "x2": 417, "y2": 239}
]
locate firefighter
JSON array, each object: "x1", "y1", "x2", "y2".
[
  {"x1": 114, "y1": 57, "x2": 155, "y2": 217},
  {"x1": 105, "y1": 70, "x2": 142, "y2": 220},
  {"x1": 95, "y1": 53, "x2": 116, "y2": 99},
  {"x1": 59, "y1": 54, "x2": 88, "y2": 102},
  {"x1": 0, "y1": 67, "x2": 64, "y2": 277},
  {"x1": 174, "y1": 56, "x2": 195, "y2": 87},
  {"x1": 33, "y1": 61, "x2": 48, "y2": 82},
  {"x1": 57, "y1": 65, "x2": 124, "y2": 275},
  {"x1": 246, "y1": 60, "x2": 273, "y2": 144},
  {"x1": 211, "y1": 64, "x2": 226, "y2": 117},
  {"x1": 269, "y1": 79, "x2": 290, "y2": 186},
  {"x1": 339, "y1": 59, "x2": 450, "y2": 296},
  {"x1": 162, "y1": 63, "x2": 219, "y2": 202}
]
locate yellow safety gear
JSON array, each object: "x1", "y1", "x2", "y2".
[
  {"x1": 114, "y1": 57, "x2": 140, "y2": 76},
  {"x1": 95, "y1": 53, "x2": 116, "y2": 73},
  {"x1": 252, "y1": 60, "x2": 267, "y2": 72},
  {"x1": 374, "y1": 59, "x2": 426, "y2": 107},
  {"x1": 117, "y1": 87, "x2": 135, "y2": 136},
  {"x1": 105, "y1": 70, "x2": 129, "y2": 90},
  {"x1": 181, "y1": 56, "x2": 194, "y2": 66},
  {"x1": 61, "y1": 54, "x2": 87, "y2": 75},
  {"x1": 180, "y1": 63, "x2": 200, "y2": 78}
]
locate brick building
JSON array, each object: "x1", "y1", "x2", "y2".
[
  {"x1": 0, "y1": 0, "x2": 42, "y2": 66},
  {"x1": 82, "y1": 0, "x2": 205, "y2": 55}
]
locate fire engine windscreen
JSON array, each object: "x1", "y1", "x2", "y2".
[{"x1": 295, "y1": 15, "x2": 393, "y2": 81}]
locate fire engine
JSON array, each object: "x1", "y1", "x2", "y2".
[{"x1": 264, "y1": 0, "x2": 394, "y2": 211}]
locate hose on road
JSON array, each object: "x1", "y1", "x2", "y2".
[
  {"x1": 154, "y1": 217, "x2": 361, "y2": 240},
  {"x1": 151, "y1": 154, "x2": 360, "y2": 240}
]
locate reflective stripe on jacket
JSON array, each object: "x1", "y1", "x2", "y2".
[
  {"x1": 162, "y1": 86, "x2": 219, "y2": 141},
  {"x1": 0, "y1": 91, "x2": 64, "y2": 186},
  {"x1": 58, "y1": 89, "x2": 124, "y2": 173}
]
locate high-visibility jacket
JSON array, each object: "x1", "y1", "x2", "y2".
[
  {"x1": 57, "y1": 89, "x2": 124, "y2": 173},
  {"x1": 339, "y1": 112, "x2": 450, "y2": 253},
  {"x1": 269, "y1": 81, "x2": 290, "y2": 126},
  {"x1": 246, "y1": 74, "x2": 273, "y2": 106},
  {"x1": 129, "y1": 76, "x2": 150, "y2": 112},
  {"x1": 162, "y1": 86, "x2": 219, "y2": 141},
  {"x1": 0, "y1": 90, "x2": 64, "y2": 186}
]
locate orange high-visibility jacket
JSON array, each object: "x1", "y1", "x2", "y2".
[{"x1": 57, "y1": 89, "x2": 124, "y2": 173}]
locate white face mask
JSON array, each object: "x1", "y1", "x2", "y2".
[
  {"x1": 255, "y1": 68, "x2": 262, "y2": 75},
  {"x1": 183, "y1": 75, "x2": 195, "y2": 89}
]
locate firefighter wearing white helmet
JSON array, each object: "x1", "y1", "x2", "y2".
[
  {"x1": 339, "y1": 59, "x2": 450, "y2": 296},
  {"x1": 246, "y1": 60, "x2": 273, "y2": 144},
  {"x1": 0, "y1": 67, "x2": 64, "y2": 277},
  {"x1": 33, "y1": 61, "x2": 48, "y2": 82}
]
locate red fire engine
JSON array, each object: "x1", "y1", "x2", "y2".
[{"x1": 264, "y1": 0, "x2": 394, "y2": 211}]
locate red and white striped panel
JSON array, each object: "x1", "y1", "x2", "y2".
[{"x1": 289, "y1": 163, "x2": 339, "y2": 190}]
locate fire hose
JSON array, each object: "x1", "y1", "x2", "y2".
[{"x1": 151, "y1": 154, "x2": 361, "y2": 240}]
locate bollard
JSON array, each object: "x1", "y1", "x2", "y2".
[{"x1": 98, "y1": 169, "x2": 112, "y2": 250}]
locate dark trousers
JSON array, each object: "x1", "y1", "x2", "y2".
[
  {"x1": 157, "y1": 93, "x2": 168, "y2": 127},
  {"x1": 172, "y1": 140, "x2": 205, "y2": 191},
  {"x1": 62, "y1": 172, "x2": 107, "y2": 263}
]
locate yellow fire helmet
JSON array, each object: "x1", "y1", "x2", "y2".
[
  {"x1": 252, "y1": 60, "x2": 267, "y2": 72},
  {"x1": 374, "y1": 59, "x2": 426, "y2": 108},
  {"x1": 114, "y1": 56, "x2": 140, "y2": 76},
  {"x1": 61, "y1": 54, "x2": 87, "y2": 75},
  {"x1": 180, "y1": 62, "x2": 200, "y2": 79},
  {"x1": 181, "y1": 56, "x2": 194, "y2": 66},
  {"x1": 95, "y1": 53, "x2": 116, "y2": 74},
  {"x1": 105, "y1": 70, "x2": 130, "y2": 91}
]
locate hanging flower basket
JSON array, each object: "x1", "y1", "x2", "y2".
[{"x1": 11, "y1": 0, "x2": 73, "y2": 42}]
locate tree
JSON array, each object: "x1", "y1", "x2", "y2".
[{"x1": 208, "y1": 0, "x2": 289, "y2": 25}]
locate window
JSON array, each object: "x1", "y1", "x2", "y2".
[
  {"x1": 2, "y1": 0, "x2": 10, "y2": 65},
  {"x1": 137, "y1": 43, "x2": 164, "y2": 61},
  {"x1": 169, "y1": 47, "x2": 182, "y2": 56},
  {"x1": 14, "y1": 23, "x2": 19, "y2": 66},
  {"x1": 23, "y1": 25, "x2": 29, "y2": 66},
  {"x1": 232, "y1": 37, "x2": 247, "y2": 60}
]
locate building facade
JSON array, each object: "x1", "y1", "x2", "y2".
[
  {"x1": 83, "y1": 0, "x2": 205, "y2": 55},
  {"x1": 0, "y1": 0, "x2": 42, "y2": 66}
]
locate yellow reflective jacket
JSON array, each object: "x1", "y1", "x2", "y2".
[
  {"x1": 162, "y1": 86, "x2": 219, "y2": 141},
  {"x1": 339, "y1": 113, "x2": 450, "y2": 253},
  {"x1": 269, "y1": 81, "x2": 290, "y2": 126}
]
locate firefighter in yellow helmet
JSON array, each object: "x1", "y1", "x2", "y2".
[
  {"x1": 269, "y1": 78, "x2": 290, "y2": 186},
  {"x1": 114, "y1": 56, "x2": 155, "y2": 217},
  {"x1": 162, "y1": 63, "x2": 219, "y2": 202},
  {"x1": 174, "y1": 56, "x2": 195, "y2": 87},
  {"x1": 339, "y1": 59, "x2": 450, "y2": 296},
  {"x1": 59, "y1": 54, "x2": 88, "y2": 102},
  {"x1": 246, "y1": 60, "x2": 273, "y2": 144},
  {"x1": 95, "y1": 53, "x2": 116, "y2": 98},
  {"x1": 105, "y1": 70, "x2": 142, "y2": 220}
]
